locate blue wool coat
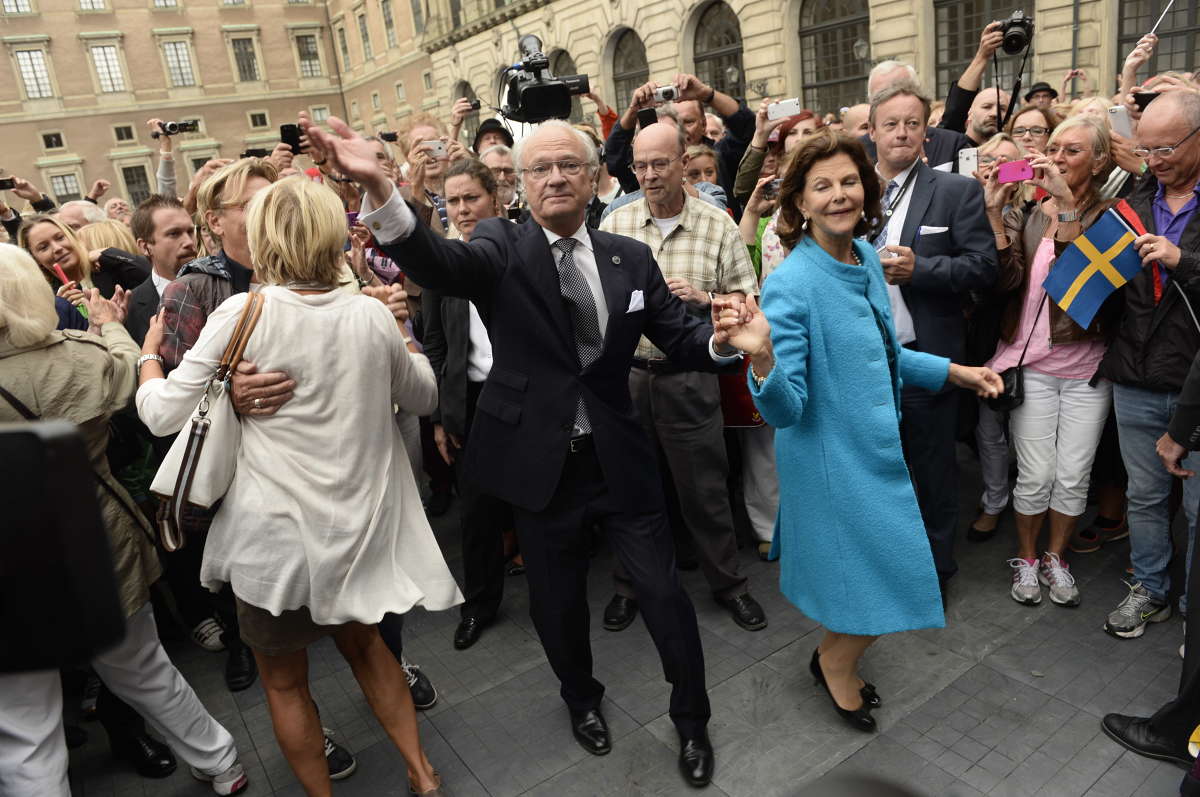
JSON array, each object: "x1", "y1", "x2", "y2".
[{"x1": 750, "y1": 237, "x2": 949, "y2": 636}]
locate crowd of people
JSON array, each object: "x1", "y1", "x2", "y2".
[{"x1": 4, "y1": 17, "x2": 1200, "y2": 797}]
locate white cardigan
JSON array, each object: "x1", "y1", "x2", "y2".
[{"x1": 137, "y1": 286, "x2": 462, "y2": 624}]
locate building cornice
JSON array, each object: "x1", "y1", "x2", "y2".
[{"x1": 420, "y1": 0, "x2": 552, "y2": 53}]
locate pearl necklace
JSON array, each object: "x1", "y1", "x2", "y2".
[{"x1": 848, "y1": 249, "x2": 862, "y2": 267}]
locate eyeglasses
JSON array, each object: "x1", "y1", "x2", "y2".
[
  {"x1": 1046, "y1": 145, "x2": 1089, "y2": 157},
  {"x1": 1132, "y1": 124, "x2": 1200, "y2": 159},
  {"x1": 978, "y1": 154, "x2": 1007, "y2": 165},
  {"x1": 631, "y1": 156, "x2": 681, "y2": 175},
  {"x1": 490, "y1": 167, "x2": 516, "y2": 177},
  {"x1": 521, "y1": 160, "x2": 586, "y2": 180},
  {"x1": 1012, "y1": 126, "x2": 1050, "y2": 137}
]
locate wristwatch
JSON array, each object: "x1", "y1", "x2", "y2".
[
  {"x1": 137, "y1": 353, "x2": 164, "y2": 373},
  {"x1": 1056, "y1": 208, "x2": 1081, "y2": 223}
]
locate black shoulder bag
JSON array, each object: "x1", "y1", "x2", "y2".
[{"x1": 986, "y1": 294, "x2": 1048, "y2": 413}]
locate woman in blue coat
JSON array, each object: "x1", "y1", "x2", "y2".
[{"x1": 716, "y1": 130, "x2": 1002, "y2": 732}]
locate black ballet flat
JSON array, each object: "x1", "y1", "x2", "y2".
[
  {"x1": 809, "y1": 649, "x2": 876, "y2": 732},
  {"x1": 809, "y1": 649, "x2": 881, "y2": 707}
]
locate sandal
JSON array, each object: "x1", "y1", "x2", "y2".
[{"x1": 408, "y1": 770, "x2": 442, "y2": 796}]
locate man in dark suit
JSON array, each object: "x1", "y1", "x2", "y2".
[
  {"x1": 303, "y1": 113, "x2": 735, "y2": 787},
  {"x1": 860, "y1": 61, "x2": 973, "y2": 170},
  {"x1": 125, "y1": 195, "x2": 197, "y2": 346},
  {"x1": 868, "y1": 81, "x2": 998, "y2": 594}
]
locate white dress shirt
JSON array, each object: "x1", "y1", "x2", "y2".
[
  {"x1": 542, "y1": 222, "x2": 609, "y2": 337},
  {"x1": 876, "y1": 160, "x2": 919, "y2": 346},
  {"x1": 466, "y1": 301, "x2": 493, "y2": 382},
  {"x1": 150, "y1": 269, "x2": 172, "y2": 298}
]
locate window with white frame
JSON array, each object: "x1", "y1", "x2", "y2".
[
  {"x1": 162, "y1": 40, "x2": 196, "y2": 86},
  {"x1": 422, "y1": 71, "x2": 432, "y2": 90},
  {"x1": 16, "y1": 50, "x2": 53, "y2": 98},
  {"x1": 79, "y1": 0, "x2": 105, "y2": 9},
  {"x1": 311, "y1": 105, "x2": 330, "y2": 121},
  {"x1": 371, "y1": 91, "x2": 381, "y2": 110},
  {"x1": 90, "y1": 45, "x2": 125, "y2": 92},
  {"x1": 296, "y1": 34, "x2": 321, "y2": 77},
  {"x1": 3, "y1": 0, "x2": 33, "y2": 11},
  {"x1": 357, "y1": 13, "x2": 372, "y2": 60},
  {"x1": 336, "y1": 26, "x2": 350, "y2": 68},
  {"x1": 222, "y1": 0, "x2": 245, "y2": 5},
  {"x1": 231, "y1": 37, "x2": 259, "y2": 81},
  {"x1": 351, "y1": 100, "x2": 359, "y2": 119},
  {"x1": 395, "y1": 81, "x2": 405, "y2": 102},
  {"x1": 249, "y1": 111, "x2": 268, "y2": 127},
  {"x1": 121, "y1": 165, "x2": 152, "y2": 205},
  {"x1": 153, "y1": 0, "x2": 177, "y2": 6},
  {"x1": 42, "y1": 131, "x2": 63, "y2": 149},
  {"x1": 114, "y1": 124, "x2": 134, "y2": 141},
  {"x1": 380, "y1": 0, "x2": 397, "y2": 48},
  {"x1": 50, "y1": 174, "x2": 81, "y2": 202}
]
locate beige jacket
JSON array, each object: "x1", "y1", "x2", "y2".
[{"x1": 0, "y1": 323, "x2": 161, "y2": 618}]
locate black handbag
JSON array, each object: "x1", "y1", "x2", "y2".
[{"x1": 986, "y1": 294, "x2": 1048, "y2": 413}]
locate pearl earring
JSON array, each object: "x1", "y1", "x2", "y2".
[{"x1": 801, "y1": 215, "x2": 809, "y2": 231}]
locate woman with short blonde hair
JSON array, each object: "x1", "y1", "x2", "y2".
[
  {"x1": 136, "y1": 175, "x2": 460, "y2": 797},
  {"x1": 77, "y1": 219, "x2": 138, "y2": 255}
]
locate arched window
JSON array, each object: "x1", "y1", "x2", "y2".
[
  {"x1": 455, "y1": 81, "x2": 480, "y2": 144},
  {"x1": 612, "y1": 29, "x2": 648, "y2": 112},
  {"x1": 1117, "y1": 0, "x2": 1199, "y2": 82},
  {"x1": 694, "y1": 1, "x2": 744, "y2": 99},
  {"x1": 799, "y1": 0, "x2": 869, "y2": 115},
  {"x1": 551, "y1": 50, "x2": 584, "y2": 123},
  {"x1": 934, "y1": 1, "x2": 1033, "y2": 100}
]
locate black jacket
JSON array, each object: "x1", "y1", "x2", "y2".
[
  {"x1": 381, "y1": 210, "x2": 722, "y2": 513},
  {"x1": 93, "y1": 248, "x2": 150, "y2": 299},
  {"x1": 1169, "y1": 349, "x2": 1200, "y2": 449},
  {"x1": 893, "y1": 160, "x2": 999, "y2": 363},
  {"x1": 1097, "y1": 175, "x2": 1200, "y2": 393},
  {"x1": 422, "y1": 290, "x2": 474, "y2": 437},
  {"x1": 124, "y1": 275, "x2": 160, "y2": 347}
]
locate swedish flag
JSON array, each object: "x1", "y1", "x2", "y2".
[{"x1": 1042, "y1": 207, "x2": 1144, "y2": 330}]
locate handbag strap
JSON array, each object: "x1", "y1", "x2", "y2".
[
  {"x1": 1015, "y1": 293, "x2": 1049, "y2": 369},
  {"x1": 1172, "y1": 281, "x2": 1200, "y2": 338},
  {"x1": 0, "y1": 384, "x2": 36, "y2": 420},
  {"x1": 215, "y1": 292, "x2": 265, "y2": 383}
]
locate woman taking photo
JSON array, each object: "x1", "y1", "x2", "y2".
[
  {"x1": 983, "y1": 116, "x2": 1118, "y2": 608},
  {"x1": 716, "y1": 129, "x2": 1002, "y2": 732},
  {"x1": 136, "y1": 176, "x2": 461, "y2": 797}
]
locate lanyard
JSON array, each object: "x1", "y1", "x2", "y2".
[{"x1": 881, "y1": 164, "x2": 920, "y2": 221}]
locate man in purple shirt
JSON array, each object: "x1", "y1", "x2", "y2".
[{"x1": 1095, "y1": 90, "x2": 1200, "y2": 662}]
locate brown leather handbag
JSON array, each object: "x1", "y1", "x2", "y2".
[{"x1": 150, "y1": 292, "x2": 264, "y2": 551}]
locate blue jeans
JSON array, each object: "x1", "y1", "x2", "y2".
[{"x1": 1113, "y1": 383, "x2": 1200, "y2": 608}]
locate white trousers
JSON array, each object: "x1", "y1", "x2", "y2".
[
  {"x1": 975, "y1": 399, "x2": 1011, "y2": 515},
  {"x1": 1010, "y1": 370, "x2": 1112, "y2": 517},
  {"x1": 738, "y1": 424, "x2": 780, "y2": 543},
  {"x1": 0, "y1": 603, "x2": 237, "y2": 797}
]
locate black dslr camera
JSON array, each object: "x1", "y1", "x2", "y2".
[
  {"x1": 1000, "y1": 10, "x2": 1034, "y2": 55},
  {"x1": 501, "y1": 34, "x2": 590, "y2": 124},
  {"x1": 151, "y1": 119, "x2": 201, "y2": 139}
]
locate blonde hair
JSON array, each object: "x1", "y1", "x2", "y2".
[
  {"x1": 1068, "y1": 97, "x2": 1111, "y2": 120},
  {"x1": 1049, "y1": 115, "x2": 1113, "y2": 194},
  {"x1": 0, "y1": 243, "x2": 58, "y2": 348},
  {"x1": 245, "y1": 176, "x2": 345, "y2": 286},
  {"x1": 196, "y1": 158, "x2": 279, "y2": 224},
  {"x1": 16, "y1": 215, "x2": 93, "y2": 285},
  {"x1": 77, "y1": 219, "x2": 137, "y2": 254}
]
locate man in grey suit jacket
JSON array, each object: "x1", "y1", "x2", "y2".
[
  {"x1": 868, "y1": 81, "x2": 999, "y2": 595},
  {"x1": 125, "y1": 196, "x2": 197, "y2": 346}
]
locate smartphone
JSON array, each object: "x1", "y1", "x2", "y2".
[
  {"x1": 762, "y1": 178, "x2": 781, "y2": 199},
  {"x1": 957, "y1": 147, "x2": 978, "y2": 176},
  {"x1": 1108, "y1": 105, "x2": 1134, "y2": 139},
  {"x1": 346, "y1": 211, "x2": 359, "y2": 230},
  {"x1": 468, "y1": 98, "x2": 481, "y2": 111},
  {"x1": 241, "y1": 148, "x2": 270, "y2": 158},
  {"x1": 1133, "y1": 92, "x2": 1159, "y2": 112},
  {"x1": 767, "y1": 98, "x2": 802, "y2": 121},
  {"x1": 996, "y1": 159, "x2": 1034, "y2": 184},
  {"x1": 280, "y1": 123, "x2": 303, "y2": 154},
  {"x1": 0, "y1": 177, "x2": 14, "y2": 191},
  {"x1": 637, "y1": 107, "x2": 658, "y2": 129},
  {"x1": 507, "y1": 206, "x2": 523, "y2": 221},
  {"x1": 421, "y1": 140, "x2": 448, "y2": 159},
  {"x1": 379, "y1": 131, "x2": 398, "y2": 143}
]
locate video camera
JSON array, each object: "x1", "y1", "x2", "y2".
[
  {"x1": 150, "y1": 119, "x2": 200, "y2": 139},
  {"x1": 501, "y1": 34, "x2": 590, "y2": 124}
]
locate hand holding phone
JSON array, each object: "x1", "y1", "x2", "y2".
[
  {"x1": 996, "y1": 159, "x2": 1034, "y2": 184},
  {"x1": 957, "y1": 147, "x2": 979, "y2": 177},
  {"x1": 280, "y1": 123, "x2": 303, "y2": 154},
  {"x1": 1108, "y1": 105, "x2": 1134, "y2": 139},
  {"x1": 637, "y1": 107, "x2": 659, "y2": 129},
  {"x1": 0, "y1": 177, "x2": 14, "y2": 191},
  {"x1": 767, "y1": 98, "x2": 801, "y2": 121},
  {"x1": 420, "y1": 140, "x2": 448, "y2": 160}
]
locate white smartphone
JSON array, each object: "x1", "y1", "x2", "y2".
[
  {"x1": 1108, "y1": 105, "x2": 1134, "y2": 139},
  {"x1": 767, "y1": 98, "x2": 802, "y2": 121},
  {"x1": 957, "y1": 147, "x2": 978, "y2": 176},
  {"x1": 421, "y1": 140, "x2": 448, "y2": 159}
]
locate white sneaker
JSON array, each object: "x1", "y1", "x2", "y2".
[
  {"x1": 190, "y1": 760, "x2": 248, "y2": 795},
  {"x1": 1038, "y1": 553, "x2": 1081, "y2": 607},
  {"x1": 191, "y1": 618, "x2": 226, "y2": 652},
  {"x1": 1008, "y1": 558, "x2": 1042, "y2": 605}
]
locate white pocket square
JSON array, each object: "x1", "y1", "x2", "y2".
[
  {"x1": 918, "y1": 225, "x2": 949, "y2": 235},
  {"x1": 627, "y1": 290, "x2": 644, "y2": 313}
]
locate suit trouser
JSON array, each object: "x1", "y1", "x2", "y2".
[
  {"x1": 459, "y1": 380, "x2": 512, "y2": 621},
  {"x1": 618, "y1": 367, "x2": 745, "y2": 598},
  {"x1": 512, "y1": 444, "x2": 711, "y2": 738},
  {"x1": 1148, "y1": 493, "x2": 1200, "y2": 743},
  {"x1": 0, "y1": 603, "x2": 237, "y2": 797},
  {"x1": 900, "y1": 382, "x2": 961, "y2": 580}
]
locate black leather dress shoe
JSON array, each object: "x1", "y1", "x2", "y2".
[
  {"x1": 569, "y1": 709, "x2": 611, "y2": 755},
  {"x1": 225, "y1": 639, "x2": 258, "y2": 692},
  {"x1": 1102, "y1": 713, "x2": 1191, "y2": 766},
  {"x1": 678, "y1": 732, "x2": 714, "y2": 787},
  {"x1": 603, "y1": 595, "x2": 638, "y2": 631},
  {"x1": 454, "y1": 616, "x2": 488, "y2": 650},
  {"x1": 718, "y1": 593, "x2": 767, "y2": 631},
  {"x1": 112, "y1": 733, "x2": 177, "y2": 778}
]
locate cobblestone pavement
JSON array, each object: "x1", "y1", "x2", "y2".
[{"x1": 67, "y1": 449, "x2": 1190, "y2": 796}]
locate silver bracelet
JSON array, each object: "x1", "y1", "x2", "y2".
[{"x1": 137, "y1": 353, "x2": 164, "y2": 373}]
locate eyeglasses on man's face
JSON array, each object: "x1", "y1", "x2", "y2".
[
  {"x1": 522, "y1": 160, "x2": 586, "y2": 180},
  {"x1": 631, "y1": 156, "x2": 681, "y2": 175},
  {"x1": 1012, "y1": 126, "x2": 1050, "y2": 137},
  {"x1": 1133, "y1": 123, "x2": 1200, "y2": 159}
]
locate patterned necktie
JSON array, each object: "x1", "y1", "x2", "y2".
[
  {"x1": 872, "y1": 179, "x2": 899, "y2": 250},
  {"x1": 554, "y1": 237, "x2": 603, "y2": 435}
]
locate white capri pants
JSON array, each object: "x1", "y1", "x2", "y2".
[
  {"x1": 1009, "y1": 369, "x2": 1112, "y2": 517},
  {"x1": 0, "y1": 603, "x2": 238, "y2": 797},
  {"x1": 737, "y1": 424, "x2": 780, "y2": 543}
]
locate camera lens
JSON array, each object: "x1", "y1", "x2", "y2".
[{"x1": 1002, "y1": 28, "x2": 1028, "y2": 55}]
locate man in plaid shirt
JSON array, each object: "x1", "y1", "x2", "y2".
[{"x1": 599, "y1": 122, "x2": 766, "y2": 633}]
